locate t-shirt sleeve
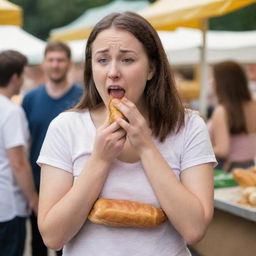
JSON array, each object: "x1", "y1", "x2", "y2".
[
  {"x1": 181, "y1": 112, "x2": 217, "y2": 171},
  {"x1": 37, "y1": 115, "x2": 73, "y2": 173},
  {"x1": 3, "y1": 107, "x2": 28, "y2": 149}
]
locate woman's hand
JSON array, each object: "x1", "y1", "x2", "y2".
[
  {"x1": 91, "y1": 117, "x2": 126, "y2": 163},
  {"x1": 112, "y1": 97, "x2": 154, "y2": 153}
]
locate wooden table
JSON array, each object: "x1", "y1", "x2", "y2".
[{"x1": 192, "y1": 187, "x2": 256, "y2": 256}]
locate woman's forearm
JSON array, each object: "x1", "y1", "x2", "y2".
[
  {"x1": 39, "y1": 157, "x2": 110, "y2": 250},
  {"x1": 140, "y1": 145, "x2": 212, "y2": 244}
]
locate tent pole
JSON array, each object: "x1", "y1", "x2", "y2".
[{"x1": 199, "y1": 18, "x2": 208, "y2": 118}]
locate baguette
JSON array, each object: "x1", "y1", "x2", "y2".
[{"x1": 88, "y1": 198, "x2": 167, "y2": 228}]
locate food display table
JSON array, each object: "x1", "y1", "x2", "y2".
[{"x1": 192, "y1": 187, "x2": 256, "y2": 256}]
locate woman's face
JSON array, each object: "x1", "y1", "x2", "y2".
[{"x1": 91, "y1": 27, "x2": 154, "y2": 109}]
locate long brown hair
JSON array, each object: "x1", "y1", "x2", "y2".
[
  {"x1": 213, "y1": 61, "x2": 252, "y2": 134},
  {"x1": 74, "y1": 12, "x2": 185, "y2": 141}
]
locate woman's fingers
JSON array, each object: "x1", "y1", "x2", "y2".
[
  {"x1": 112, "y1": 97, "x2": 141, "y2": 124},
  {"x1": 114, "y1": 128, "x2": 127, "y2": 141}
]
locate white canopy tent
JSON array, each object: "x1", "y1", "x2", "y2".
[
  {"x1": 67, "y1": 28, "x2": 256, "y2": 65},
  {"x1": 0, "y1": 25, "x2": 46, "y2": 65},
  {"x1": 50, "y1": 0, "x2": 149, "y2": 41},
  {"x1": 207, "y1": 30, "x2": 256, "y2": 64},
  {"x1": 165, "y1": 29, "x2": 256, "y2": 65}
]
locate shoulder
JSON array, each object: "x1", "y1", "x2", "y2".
[
  {"x1": 71, "y1": 84, "x2": 84, "y2": 93},
  {"x1": 0, "y1": 100, "x2": 27, "y2": 126},
  {"x1": 166, "y1": 110, "x2": 207, "y2": 141},
  {"x1": 184, "y1": 109, "x2": 206, "y2": 128},
  {"x1": 23, "y1": 85, "x2": 45, "y2": 98},
  {"x1": 49, "y1": 110, "x2": 87, "y2": 130},
  {"x1": 211, "y1": 105, "x2": 227, "y2": 123},
  {"x1": 212, "y1": 105, "x2": 226, "y2": 117},
  {"x1": 22, "y1": 85, "x2": 46, "y2": 110},
  {"x1": 178, "y1": 109, "x2": 211, "y2": 140},
  {"x1": 22, "y1": 85, "x2": 45, "y2": 105},
  {"x1": 3, "y1": 99, "x2": 23, "y2": 116}
]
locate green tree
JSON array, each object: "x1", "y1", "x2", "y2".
[
  {"x1": 10, "y1": 0, "x2": 256, "y2": 40},
  {"x1": 10, "y1": 0, "x2": 113, "y2": 39},
  {"x1": 209, "y1": 3, "x2": 256, "y2": 31}
]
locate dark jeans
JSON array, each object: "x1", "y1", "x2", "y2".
[
  {"x1": 30, "y1": 212, "x2": 62, "y2": 256},
  {"x1": 0, "y1": 216, "x2": 26, "y2": 256}
]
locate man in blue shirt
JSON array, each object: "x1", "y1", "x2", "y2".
[{"x1": 22, "y1": 41, "x2": 83, "y2": 256}]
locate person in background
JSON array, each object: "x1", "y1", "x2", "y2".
[
  {"x1": 37, "y1": 12, "x2": 216, "y2": 256},
  {"x1": 245, "y1": 63, "x2": 256, "y2": 100},
  {"x1": 0, "y1": 50, "x2": 38, "y2": 256},
  {"x1": 208, "y1": 61, "x2": 256, "y2": 172},
  {"x1": 22, "y1": 41, "x2": 83, "y2": 256}
]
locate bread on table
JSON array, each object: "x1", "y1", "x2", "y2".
[
  {"x1": 232, "y1": 168, "x2": 256, "y2": 187},
  {"x1": 88, "y1": 198, "x2": 167, "y2": 228},
  {"x1": 239, "y1": 186, "x2": 256, "y2": 207},
  {"x1": 248, "y1": 191, "x2": 256, "y2": 206},
  {"x1": 242, "y1": 186, "x2": 256, "y2": 200}
]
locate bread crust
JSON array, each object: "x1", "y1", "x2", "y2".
[
  {"x1": 233, "y1": 168, "x2": 256, "y2": 187},
  {"x1": 88, "y1": 198, "x2": 167, "y2": 228},
  {"x1": 108, "y1": 99, "x2": 125, "y2": 124}
]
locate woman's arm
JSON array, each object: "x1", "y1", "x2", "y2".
[
  {"x1": 114, "y1": 98, "x2": 214, "y2": 244},
  {"x1": 140, "y1": 146, "x2": 214, "y2": 245},
  {"x1": 38, "y1": 157, "x2": 109, "y2": 251},
  {"x1": 211, "y1": 105, "x2": 230, "y2": 158},
  {"x1": 38, "y1": 120, "x2": 126, "y2": 250}
]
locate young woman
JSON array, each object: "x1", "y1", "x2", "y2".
[
  {"x1": 208, "y1": 61, "x2": 256, "y2": 171},
  {"x1": 37, "y1": 12, "x2": 216, "y2": 256}
]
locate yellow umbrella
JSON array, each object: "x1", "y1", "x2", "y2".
[
  {"x1": 0, "y1": 0, "x2": 22, "y2": 26},
  {"x1": 139, "y1": 0, "x2": 256, "y2": 30},
  {"x1": 139, "y1": 0, "x2": 256, "y2": 115}
]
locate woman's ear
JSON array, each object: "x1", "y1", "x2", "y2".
[{"x1": 147, "y1": 63, "x2": 155, "y2": 81}]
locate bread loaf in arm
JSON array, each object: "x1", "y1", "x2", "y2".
[{"x1": 88, "y1": 198, "x2": 167, "y2": 228}]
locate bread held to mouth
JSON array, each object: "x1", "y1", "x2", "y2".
[
  {"x1": 88, "y1": 198, "x2": 167, "y2": 228},
  {"x1": 108, "y1": 98, "x2": 125, "y2": 124}
]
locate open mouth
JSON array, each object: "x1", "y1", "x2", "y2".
[{"x1": 108, "y1": 86, "x2": 126, "y2": 99}]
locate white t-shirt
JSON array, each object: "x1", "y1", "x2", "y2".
[
  {"x1": 0, "y1": 94, "x2": 30, "y2": 221},
  {"x1": 38, "y1": 110, "x2": 216, "y2": 256}
]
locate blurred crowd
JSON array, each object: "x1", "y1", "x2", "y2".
[{"x1": 1, "y1": 38, "x2": 256, "y2": 256}]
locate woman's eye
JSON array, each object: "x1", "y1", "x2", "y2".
[
  {"x1": 122, "y1": 58, "x2": 134, "y2": 63},
  {"x1": 97, "y1": 58, "x2": 108, "y2": 63}
]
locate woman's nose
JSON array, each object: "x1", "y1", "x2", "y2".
[{"x1": 107, "y1": 61, "x2": 120, "y2": 80}]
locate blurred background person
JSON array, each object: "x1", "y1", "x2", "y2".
[
  {"x1": 245, "y1": 63, "x2": 256, "y2": 100},
  {"x1": 22, "y1": 41, "x2": 83, "y2": 256},
  {"x1": 207, "y1": 60, "x2": 256, "y2": 172},
  {"x1": 0, "y1": 50, "x2": 38, "y2": 256}
]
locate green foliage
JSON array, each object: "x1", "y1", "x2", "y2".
[
  {"x1": 9, "y1": 0, "x2": 256, "y2": 40},
  {"x1": 10, "y1": 0, "x2": 113, "y2": 39},
  {"x1": 209, "y1": 3, "x2": 256, "y2": 31}
]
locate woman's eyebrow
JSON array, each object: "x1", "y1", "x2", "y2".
[
  {"x1": 94, "y1": 48, "x2": 137, "y2": 55},
  {"x1": 95, "y1": 48, "x2": 108, "y2": 54}
]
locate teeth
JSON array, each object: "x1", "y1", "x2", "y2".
[{"x1": 109, "y1": 86, "x2": 122, "y2": 90}]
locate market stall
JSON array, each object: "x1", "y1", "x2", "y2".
[
  {"x1": 0, "y1": 25, "x2": 46, "y2": 65},
  {"x1": 139, "y1": 0, "x2": 256, "y2": 115},
  {"x1": 0, "y1": 0, "x2": 22, "y2": 26},
  {"x1": 192, "y1": 170, "x2": 256, "y2": 256}
]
